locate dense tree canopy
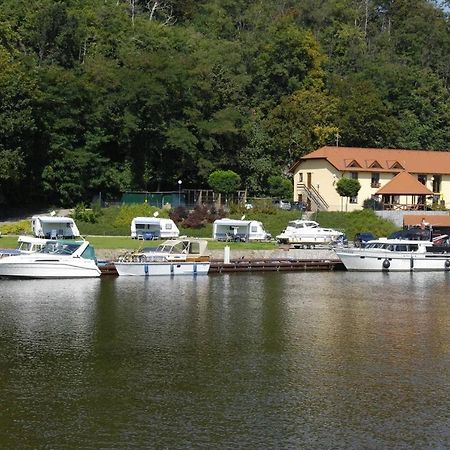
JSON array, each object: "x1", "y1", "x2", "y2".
[{"x1": 0, "y1": 0, "x2": 449, "y2": 206}]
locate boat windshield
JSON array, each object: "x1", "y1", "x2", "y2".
[
  {"x1": 288, "y1": 221, "x2": 318, "y2": 229},
  {"x1": 157, "y1": 241, "x2": 189, "y2": 254},
  {"x1": 364, "y1": 242, "x2": 419, "y2": 252},
  {"x1": 155, "y1": 240, "x2": 204, "y2": 255},
  {"x1": 40, "y1": 242, "x2": 81, "y2": 255},
  {"x1": 18, "y1": 241, "x2": 33, "y2": 252}
]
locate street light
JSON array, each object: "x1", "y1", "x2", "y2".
[{"x1": 178, "y1": 179, "x2": 182, "y2": 206}]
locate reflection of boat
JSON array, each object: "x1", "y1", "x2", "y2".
[
  {"x1": 114, "y1": 239, "x2": 210, "y2": 276},
  {"x1": 0, "y1": 240, "x2": 101, "y2": 278},
  {"x1": 276, "y1": 220, "x2": 344, "y2": 247},
  {"x1": 0, "y1": 235, "x2": 51, "y2": 258},
  {"x1": 335, "y1": 238, "x2": 450, "y2": 272}
]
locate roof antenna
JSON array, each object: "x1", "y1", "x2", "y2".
[{"x1": 335, "y1": 132, "x2": 340, "y2": 147}]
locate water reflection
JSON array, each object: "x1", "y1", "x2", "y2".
[{"x1": 0, "y1": 273, "x2": 449, "y2": 448}]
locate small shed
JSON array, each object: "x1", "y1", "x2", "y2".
[
  {"x1": 131, "y1": 217, "x2": 179, "y2": 240},
  {"x1": 212, "y1": 218, "x2": 271, "y2": 242},
  {"x1": 31, "y1": 215, "x2": 80, "y2": 239}
]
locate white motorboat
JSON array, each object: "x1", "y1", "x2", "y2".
[
  {"x1": 335, "y1": 238, "x2": 450, "y2": 272},
  {"x1": 276, "y1": 219, "x2": 344, "y2": 247},
  {"x1": 0, "y1": 240, "x2": 101, "y2": 278},
  {"x1": 114, "y1": 239, "x2": 210, "y2": 276}
]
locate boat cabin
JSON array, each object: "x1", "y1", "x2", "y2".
[
  {"x1": 212, "y1": 218, "x2": 271, "y2": 242},
  {"x1": 155, "y1": 239, "x2": 208, "y2": 257},
  {"x1": 285, "y1": 220, "x2": 321, "y2": 230},
  {"x1": 31, "y1": 215, "x2": 80, "y2": 239},
  {"x1": 131, "y1": 217, "x2": 179, "y2": 240}
]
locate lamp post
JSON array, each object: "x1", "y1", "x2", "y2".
[{"x1": 178, "y1": 179, "x2": 182, "y2": 206}]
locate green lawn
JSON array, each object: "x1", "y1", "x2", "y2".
[{"x1": 0, "y1": 235, "x2": 19, "y2": 248}]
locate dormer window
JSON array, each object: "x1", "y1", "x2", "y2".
[
  {"x1": 367, "y1": 160, "x2": 382, "y2": 169},
  {"x1": 345, "y1": 159, "x2": 362, "y2": 168},
  {"x1": 388, "y1": 160, "x2": 404, "y2": 170}
]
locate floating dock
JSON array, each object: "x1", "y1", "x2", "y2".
[{"x1": 209, "y1": 258, "x2": 343, "y2": 273}]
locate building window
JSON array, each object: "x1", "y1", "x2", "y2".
[
  {"x1": 431, "y1": 175, "x2": 441, "y2": 193},
  {"x1": 418, "y1": 174, "x2": 426, "y2": 185},
  {"x1": 350, "y1": 172, "x2": 358, "y2": 180},
  {"x1": 350, "y1": 196, "x2": 358, "y2": 204},
  {"x1": 371, "y1": 173, "x2": 380, "y2": 188},
  {"x1": 298, "y1": 173, "x2": 303, "y2": 183}
]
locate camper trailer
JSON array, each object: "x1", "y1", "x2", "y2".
[
  {"x1": 131, "y1": 217, "x2": 179, "y2": 240},
  {"x1": 31, "y1": 215, "x2": 80, "y2": 239},
  {"x1": 213, "y1": 218, "x2": 271, "y2": 242}
]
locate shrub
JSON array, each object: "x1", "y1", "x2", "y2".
[
  {"x1": 0, "y1": 219, "x2": 32, "y2": 235},
  {"x1": 363, "y1": 198, "x2": 383, "y2": 210},
  {"x1": 431, "y1": 202, "x2": 447, "y2": 211},
  {"x1": 177, "y1": 205, "x2": 226, "y2": 229},
  {"x1": 169, "y1": 206, "x2": 189, "y2": 224},
  {"x1": 71, "y1": 203, "x2": 102, "y2": 223},
  {"x1": 183, "y1": 205, "x2": 209, "y2": 229},
  {"x1": 114, "y1": 204, "x2": 168, "y2": 227},
  {"x1": 207, "y1": 205, "x2": 226, "y2": 222}
]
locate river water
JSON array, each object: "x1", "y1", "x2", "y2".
[{"x1": 1, "y1": 272, "x2": 449, "y2": 449}]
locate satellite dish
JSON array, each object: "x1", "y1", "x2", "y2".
[
  {"x1": 153, "y1": 211, "x2": 159, "y2": 217},
  {"x1": 241, "y1": 215, "x2": 246, "y2": 220},
  {"x1": 50, "y1": 210, "x2": 56, "y2": 216}
]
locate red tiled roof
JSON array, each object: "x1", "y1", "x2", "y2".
[
  {"x1": 375, "y1": 171, "x2": 433, "y2": 195},
  {"x1": 292, "y1": 146, "x2": 450, "y2": 174}
]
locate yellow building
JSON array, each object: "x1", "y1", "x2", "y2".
[{"x1": 291, "y1": 146, "x2": 450, "y2": 211}]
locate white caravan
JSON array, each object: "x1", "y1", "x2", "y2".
[
  {"x1": 32, "y1": 215, "x2": 80, "y2": 239},
  {"x1": 131, "y1": 217, "x2": 179, "y2": 240},
  {"x1": 213, "y1": 218, "x2": 271, "y2": 242}
]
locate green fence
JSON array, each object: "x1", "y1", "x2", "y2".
[{"x1": 121, "y1": 191, "x2": 186, "y2": 207}]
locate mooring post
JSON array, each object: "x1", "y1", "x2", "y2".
[{"x1": 224, "y1": 245, "x2": 230, "y2": 264}]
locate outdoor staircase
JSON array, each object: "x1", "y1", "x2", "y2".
[{"x1": 297, "y1": 183, "x2": 329, "y2": 211}]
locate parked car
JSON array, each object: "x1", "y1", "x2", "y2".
[
  {"x1": 273, "y1": 199, "x2": 292, "y2": 210},
  {"x1": 353, "y1": 232, "x2": 376, "y2": 247},
  {"x1": 291, "y1": 201, "x2": 307, "y2": 211}
]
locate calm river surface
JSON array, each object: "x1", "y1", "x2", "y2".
[{"x1": 1, "y1": 272, "x2": 450, "y2": 449}]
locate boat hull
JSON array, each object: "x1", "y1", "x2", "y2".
[
  {"x1": 277, "y1": 234, "x2": 339, "y2": 245},
  {"x1": 336, "y1": 250, "x2": 450, "y2": 272},
  {"x1": 115, "y1": 261, "x2": 210, "y2": 276},
  {"x1": 0, "y1": 260, "x2": 101, "y2": 278}
]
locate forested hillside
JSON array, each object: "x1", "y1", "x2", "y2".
[{"x1": 0, "y1": 0, "x2": 449, "y2": 207}]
